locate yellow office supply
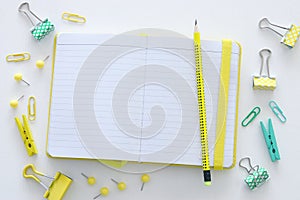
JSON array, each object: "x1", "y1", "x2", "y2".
[
  {"x1": 194, "y1": 20, "x2": 211, "y2": 185},
  {"x1": 140, "y1": 174, "x2": 150, "y2": 191},
  {"x1": 14, "y1": 73, "x2": 30, "y2": 86},
  {"x1": 111, "y1": 178, "x2": 126, "y2": 191},
  {"x1": 36, "y1": 55, "x2": 50, "y2": 68},
  {"x1": 28, "y1": 96, "x2": 36, "y2": 121},
  {"x1": 15, "y1": 114, "x2": 38, "y2": 156},
  {"x1": 259, "y1": 18, "x2": 300, "y2": 48},
  {"x1": 6, "y1": 52, "x2": 30, "y2": 62},
  {"x1": 253, "y1": 49, "x2": 276, "y2": 90},
  {"x1": 62, "y1": 12, "x2": 86, "y2": 23},
  {"x1": 23, "y1": 164, "x2": 72, "y2": 200},
  {"x1": 94, "y1": 187, "x2": 109, "y2": 199},
  {"x1": 10, "y1": 95, "x2": 24, "y2": 108},
  {"x1": 81, "y1": 173, "x2": 96, "y2": 185}
]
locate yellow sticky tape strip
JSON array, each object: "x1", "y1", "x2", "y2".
[{"x1": 213, "y1": 40, "x2": 232, "y2": 170}]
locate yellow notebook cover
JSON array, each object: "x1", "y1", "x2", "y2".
[{"x1": 46, "y1": 29, "x2": 241, "y2": 169}]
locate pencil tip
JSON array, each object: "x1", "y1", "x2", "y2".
[{"x1": 195, "y1": 19, "x2": 197, "y2": 26}]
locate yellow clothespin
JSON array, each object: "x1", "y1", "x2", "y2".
[
  {"x1": 6, "y1": 52, "x2": 30, "y2": 62},
  {"x1": 253, "y1": 49, "x2": 276, "y2": 90},
  {"x1": 15, "y1": 114, "x2": 38, "y2": 156},
  {"x1": 62, "y1": 12, "x2": 86, "y2": 23},
  {"x1": 23, "y1": 164, "x2": 73, "y2": 200},
  {"x1": 259, "y1": 18, "x2": 300, "y2": 48}
]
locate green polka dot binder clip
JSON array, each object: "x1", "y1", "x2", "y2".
[
  {"x1": 239, "y1": 157, "x2": 269, "y2": 190},
  {"x1": 18, "y1": 2, "x2": 54, "y2": 41}
]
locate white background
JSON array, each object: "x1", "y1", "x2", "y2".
[{"x1": 1, "y1": 0, "x2": 299, "y2": 199}]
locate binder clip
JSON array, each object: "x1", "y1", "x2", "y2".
[
  {"x1": 18, "y1": 2, "x2": 55, "y2": 41},
  {"x1": 15, "y1": 114, "x2": 38, "y2": 156},
  {"x1": 239, "y1": 157, "x2": 270, "y2": 190},
  {"x1": 253, "y1": 49, "x2": 276, "y2": 90},
  {"x1": 23, "y1": 164, "x2": 72, "y2": 200},
  {"x1": 260, "y1": 118, "x2": 280, "y2": 162},
  {"x1": 259, "y1": 18, "x2": 300, "y2": 48}
]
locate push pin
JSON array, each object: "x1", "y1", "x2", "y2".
[
  {"x1": 259, "y1": 18, "x2": 300, "y2": 48},
  {"x1": 239, "y1": 157, "x2": 269, "y2": 190},
  {"x1": 18, "y1": 2, "x2": 55, "y2": 41},
  {"x1": 253, "y1": 49, "x2": 276, "y2": 90},
  {"x1": 140, "y1": 174, "x2": 150, "y2": 191},
  {"x1": 14, "y1": 73, "x2": 30, "y2": 86},
  {"x1": 36, "y1": 55, "x2": 50, "y2": 69},
  {"x1": 94, "y1": 187, "x2": 109, "y2": 199},
  {"x1": 111, "y1": 178, "x2": 126, "y2": 191},
  {"x1": 81, "y1": 173, "x2": 96, "y2": 185},
  {"x1": 10, "y1": 95, "x2": 24, "y2": 108}
]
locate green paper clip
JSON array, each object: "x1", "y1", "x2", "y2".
[
  {"x1": 239, "y1": 157, "x2": 269, "y2": 190},
  {"x1": 269, "y1": 100, "x2": 286, "y2": 123},
  {"x1": 241, "y1": 106, "x2": 261, "y2": 127},
  {"x1": 260, "y1": 118, "x2": 280, "y2": 162},
  {"x1": 18, "y1": 2, "x2": 55, "y2": 41}
]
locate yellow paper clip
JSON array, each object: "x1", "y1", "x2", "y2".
[
  {"x1": 23, "y1": 164, "x2": 73, "y2": 200},
  {"x1": 62, "y1": 12, "x2": 86, "y2": 23},
  {"x1": 253, "y1": 49, "x2": 276, "y2": 90},
  {"x1": 6, "y1": 52, "x2": 30, "y2": 62},
  {"x1": 28, "y1": 96, "x2": 36, "y2": 121},
  {"x1": 259, "y1": 18, "x2": 300, "y2": 48},
  {"x1": 15, "y1": 115, "x2": 38, "y2": 156}
]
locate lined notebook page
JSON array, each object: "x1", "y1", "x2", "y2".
[{"x1": 47, "y1": 33, "x2": 240, "y2": 167}]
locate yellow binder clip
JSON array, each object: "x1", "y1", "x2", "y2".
[
  {"x1": 62, "y1": 12, "x2": 86, "y2": 23},
  {"x1": 253, "y1": 49, "x2": 276, "y2": 90},
  {"x1": 259, "y1": 18, "x2": 300, "y2": 48},
  {"x1": 6, "y1": 52, "x2": 30, "y2": 62},
  {"x1": 15, "y1": 114, "x2": 38, "y2": 156},
  {"x1": 23, "y1": 164, "x2": 73, "y2": 200},
  {"x1": 28, "y1": 96, "x2": 36, "y2": 121}
]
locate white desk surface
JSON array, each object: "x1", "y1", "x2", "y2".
[{"x1": 1, "y1": 0, "x2": 299, "y2": 199}]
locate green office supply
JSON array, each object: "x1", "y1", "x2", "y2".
[
  {"x1": 269, "y1": 100, "x2": 287, "y2": 123},
  {"x1": 241, "y1": 106, "x2": 261, "y2": 127}
]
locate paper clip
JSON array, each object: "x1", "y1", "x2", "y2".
[
  {"x1": 239, "y1": 157, "x2": 269, "y2": 190},
  {"x1": 269, "y1": 100, "x2": 286, "y2": 123},
  {"x1": 241, "y1": 107, "x2": 261, "y2": 127},
  {"x1": 23, "y1": 164, "x2": 72, "y2": 200},
  {"x1": 15, "y1": 115, "x2": 38, "y2": 156},
  {"x1": 6, "y1": 52, "x2": 30, "y2": 62},
  {"x1": 62, "y1": 12, "x2": 86, "y2": 23},
  {"x1": 260, "y1": 118, "x2": 280, "y2": 162},
  {"x1": 253, "y1": 49, "x2": 276, "y2": 90},
  {"x1": 259, "y1": 18, "x2": 300, "y2": 48},
  {"x1": 28, "y1": 96, "x2": 36, "y2": 121},
  {"x1": 18, "y1": 2, "x2": 55, "y2": 41}
]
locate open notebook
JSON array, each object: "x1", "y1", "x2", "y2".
[{"x1": 47, "y1": 30, "x2": 241, "y2": 169}]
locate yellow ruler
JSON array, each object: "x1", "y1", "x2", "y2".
[{"x1": 194, "y1": 20, "x2": 211, "y2": 186}]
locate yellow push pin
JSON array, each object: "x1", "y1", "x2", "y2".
[
  {"x1": 36, "y1": 55, "x2": 50, "y2": 69},
  {"x1": 94, "y1": 187, "x2": 109, "y2": 199},
  {"x1": 140, "y1": 174, "x2": 150, "y2": 191},
  {"x1": 81, "y1": 173, "x2": 96, "y2": 185},
  {"x1": 111, "y1": 178, "x2": 126, "y2": 191},
  {"x1": 14, "y1": 73, "x2": 30, "y2": 86},
  {"x1": 10, "y1": 95, "x2": 24, "y2": 108}
]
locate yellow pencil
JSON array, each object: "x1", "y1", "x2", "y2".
[{"x1": 194, "y1": 19, "x2": 211, "y2": 186}]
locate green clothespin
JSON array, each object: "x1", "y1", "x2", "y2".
[
  {"x1": 239, "y1": 157, "x2": 269, "y2": 190},
  {"x1": 260, "y1": 118, "x2": 280, "y2": 162}
]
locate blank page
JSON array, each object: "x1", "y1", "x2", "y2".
[{"x1": 47, "y1": 32, "x2": 240, "y2": 167}]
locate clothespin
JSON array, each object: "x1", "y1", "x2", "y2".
[
  {"x1": 253, "y1": 49, "x2": 276, "y2": 90},
  {"x1": 260, "y1": 118, "x2": 280, "y2": 162},
  {"x1": 15, "y1": 114, "x2": 38, "y2": 156},
  {"x1": 23, "y1": 164, "x2": 72, "y2": 200},
  {"x1": 259, "y1": 18, "x2": 300, "y2": 48},
  {"x1": 239, "y1": 157, "x2": 270, "y2": 190},
  {"x1": 18, "y1": 2, "x2": 55, "y2": 40}
]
